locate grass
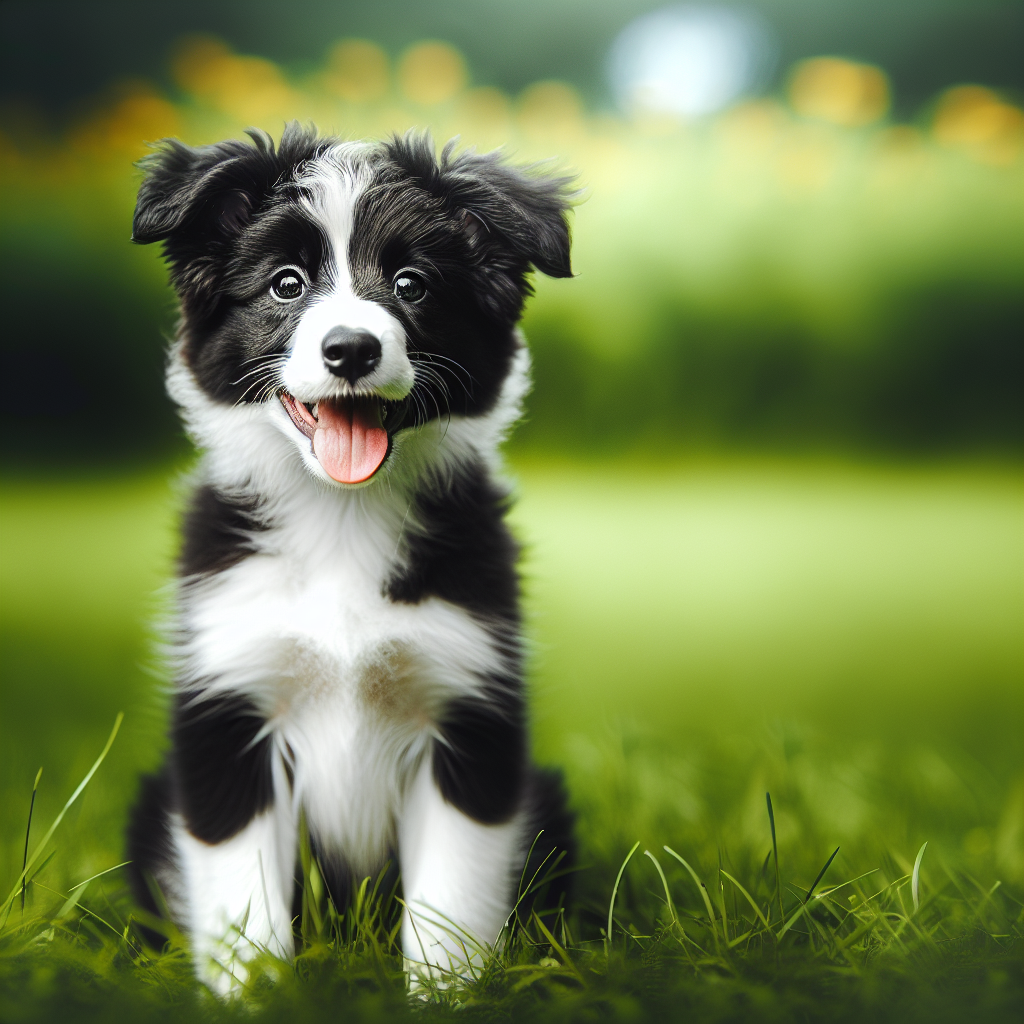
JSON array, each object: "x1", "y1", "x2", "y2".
[{"x1": 0, "y1": 457, "x2": 1021, "y2": 1021}]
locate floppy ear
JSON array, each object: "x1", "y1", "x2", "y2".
[
  {"x1": 132, "y1": 137, "x2": 260, "y2": 246},
  {"x1": 442, "y1": 146, "x2": 575, "y2": 279},
  {"x1": 132, "y1": 123, "x2": 325, "y2": 252}
]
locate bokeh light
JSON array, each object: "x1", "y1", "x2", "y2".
[
  {"x1": 607, "y1": 4, "x2": 776, "y2": 118},
  {"x1": 323, "y1": 39, "x2": 389, "y2": 103},
  {"x1": 69, "y1": 86, "x2": 180, "y2": 159},
  {"x1": 397, "y1": 41, "x2": 467, "y2": 105},
  {"x1": 171, "y1": 35, "x2": 298, "y2": 124},
  {"x1": 788, "y1": 57, "x2": 890, "y2": 127},
  {"x1": 517, "y1": 80, "x2": 585, "y2": 143},
  {"x1": 932, "y1": 85, "x2": 1024, "y2": 165}
]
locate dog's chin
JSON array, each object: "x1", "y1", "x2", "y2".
[{"x1": 279, "y1": 391, "x2": 410, "y2": 488}]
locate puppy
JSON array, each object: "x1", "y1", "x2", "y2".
[{"x1": 125, "y1": 124, "x2": 575, "y2": 992}]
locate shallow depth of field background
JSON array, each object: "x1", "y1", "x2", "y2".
[{"x1": 0, "y1": 0, "x2": 1021, "y2": 953}]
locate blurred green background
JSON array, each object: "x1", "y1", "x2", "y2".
[{"x1": 1, "y1": 0, "x2": 1021, "y2": 917}]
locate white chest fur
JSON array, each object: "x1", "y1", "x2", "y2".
[{"x1": 176, "y1": 487, "x2": 504, "y2": 872}]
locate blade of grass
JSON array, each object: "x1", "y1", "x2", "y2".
[
  {"x1": 644, "y1": 850, "x2": 677, "y2": 927},
  {"x1": 2, "y1": 713, "x2": 123, "y2": 915},
  {"x1": 717, "y1": 851, "x2": 729, "y2": 944},
  {"x1": 912, "y1": 842, "x2": 928, "y2": 914},
  {"x1": 35, "y1": 881, "x2": 125, "y2": 944},
  {"x1": 766, "y1": 792, "x2": 784, "y2": 926},
  {"x1": 20, "y1": 768, "x2": 42, "y2": 912},
  {"x1": 605, "y1": 841, "x2": 640, "y2": 954},
  {"x1": 719, "y1": 870, "x2": 771, "y2": 931},
  {"x1": 67, "y1": 861, "x2": 132, "y2": 892},
  {"x1": 55, "y1": 880, "x2": 89, "y2": 921},
  {"x1": 816, "y1": 868, "x2": 880, "y2": 901},
  {"x1": 517, "y1": 830, "x2": 545, "y2": 905},
  {"x1": 776, "y1": 899, "x2": 813, "y2": 939},
  {"x1": 804, "y1": 847, "x2": 841, "y2": 904},
  {"x1": 663, "y1": 846, "x2": 721, "y2": 953},
  {"x1": 531, "y1": 910, "x2": 582, "y2": 979},
  {"x1": 25, "y1": 851, "x2": 57, "y2": 887},
  {"x1": 506, "y1": 846, "x2": 561, "y2": 932},
  {"x1": 776, "y1": 846, "x2": 843, "y2": 941}
]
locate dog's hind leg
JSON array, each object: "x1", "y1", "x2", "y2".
[
  {"x1": 517, "y1": 766, "x2": 576, "y2": 919},
  {"x1": 126, "y1": 767, "x2": 179, "y2": 948}
]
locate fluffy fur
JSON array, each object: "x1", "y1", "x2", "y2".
[{"x1": 125, "y1": 124, "x2": 576, "y2": 994}]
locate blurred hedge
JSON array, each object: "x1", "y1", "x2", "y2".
[
  {"x1": 522, "y1": 279, "x2": 1022, "y2": 455},
  {"x1": 1, "y1": 38, "x2": 1021, "y2": 465}
]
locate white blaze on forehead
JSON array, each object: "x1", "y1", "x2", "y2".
[
  {"x1": 296, "y1": 143, "x2": 368, "y2": 284},
  {"x1": 281, "y1": 145, "x2": 414, "y2": 401}
]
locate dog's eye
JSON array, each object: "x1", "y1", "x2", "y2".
[
  {"x1": 270, "y1": 270, "x2": 305, "y2": 302},
  {"x1": 394, "y1": 273, "x2": 426, "y2": 303}
]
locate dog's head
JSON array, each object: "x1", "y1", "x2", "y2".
[{"x1": 133, "y1": 123, "x2": 573, "y2": 487}]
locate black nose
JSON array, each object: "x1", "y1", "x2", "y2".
[{"x1": 321, "y1": 327, "x2": 382, "y2": 383}]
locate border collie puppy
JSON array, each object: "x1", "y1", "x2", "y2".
[{"x1": 126, "y1": 123, "x2": 575, "y2": 993}]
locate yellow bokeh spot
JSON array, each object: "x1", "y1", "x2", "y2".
[
  {"x1": 932, "y1": 86, "x2": 1024, "y2": 165},
  {"x1": 70, "y1": 86, "x2": 181, "y2": 159},
  {"x1": 789, "y1": 58, "x2": 890, "y2": 128},
  {"x1": 458, "y1": 86, "x2": 511, "y2": 127},
  {"x1": 171, "y1": 35, "x2": 297, "y2": 122},
  {"x1": 518, "y1": 81, "x2": 584, "y2": 145},
  {"x1": 454, "y1": 87, "x2": 512, "y2": 148},
  {"x1": 325, "y1": 40, "x2": 389, "y2": 103},
  {"x1": 717, "y1": 100, "x2": 787, "y2": 154},
  {"x1": 777, "y1": 127, "x2": 839, "y2": 193},
  {"x1": 397, "y1": 42, "x2": 467, "y2": 105}
]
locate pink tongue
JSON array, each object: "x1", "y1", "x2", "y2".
[{"x1": 312, "y1": 402, "x2": 388, "y2": 484}]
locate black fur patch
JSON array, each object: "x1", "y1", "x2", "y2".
[
  {"x1": 433, "y1": 689, "x2": 526, "y2": 825},
  {"x1": 386, "y1": 459, "x2": 520, "y2": 626},
  {"x1": 519, "y1": 766, "x2": 577, "y2": 913},
  {"x1": 389, "y1": 459, "x2": 527, "y2": 825},
  {"x1": 179, "y1": 484, "x2": 263, "y2": 577},
  {"x1": 183, "y1": 203, "x2": 329, "y2": 404},
  {"x1": 125, "y1": 768, "x2": 175, "y2": 945},
  {"x1": 133, "y1": 125, "x2": 330, "y2": 403},
  {"x1": 171, "y1": 690, "x2": 274, "y2": 844}
]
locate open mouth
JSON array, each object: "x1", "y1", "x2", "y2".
[{"x1": 279, "y1": 392, "x2": 409, "y2": 484}]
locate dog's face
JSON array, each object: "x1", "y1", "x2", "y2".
[{"x1": 133, "y1": 126, "x2": 572, "y2": 486}]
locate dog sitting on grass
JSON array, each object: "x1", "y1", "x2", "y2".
[{"x1": 125, "y1": 123, "x2": 575, "y2": 993}]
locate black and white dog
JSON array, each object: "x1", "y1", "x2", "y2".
[{"x1": 126, "y1": 123, "x2": 575, "y2": 992}]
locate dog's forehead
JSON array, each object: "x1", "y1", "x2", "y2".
[
  {"x1": 289, "y1": 144, "x2": 448, "y2": 265},
  {"x1": 293, "y1": 144, "x2": 372, "y2": 216}
]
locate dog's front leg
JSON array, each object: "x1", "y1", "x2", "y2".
[
  {"x1": 169, "y1": 692, "x2": 296, "y2": 995},
  {"x1": 398, "y1": 753, "x2": 522, "y2": 985},
  {"x1": 174, "y1": 803, "x2": 296, "y2": 994}
]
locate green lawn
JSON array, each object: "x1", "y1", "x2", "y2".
[{"x1": 1, "y1": 458, "x2": 1021, "y2": 1021}]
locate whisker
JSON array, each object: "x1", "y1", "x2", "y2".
[
  {"x1": 233, "y1": 356, "x2": 286, "y2": 407},
  {"x1": 230, "y1": 353, "x2": 287, "y2": 389},
  {"x1": 409, "y1": 352, "x2": 474, "y2": 404},
  {"x1": 411, "y1": 365, "x2": 452, "y2": 431},
  {"x1": 413, "y1": 351, "x2": 477, "y2": 385}
]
